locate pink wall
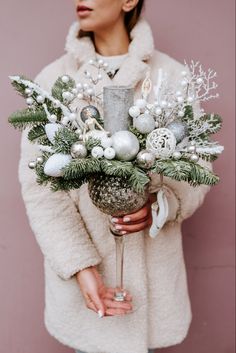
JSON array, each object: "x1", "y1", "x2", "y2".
[{"x1": 0, "y1": 0, "x2": 234, "y2": 352}]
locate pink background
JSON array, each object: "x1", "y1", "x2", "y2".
[{"x1": 0, "y1": 0, "x2": 235, "y2": 352}]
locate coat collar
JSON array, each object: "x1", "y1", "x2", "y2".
[{"x1": 65, "y1": 17, "x2": 155, "y2": 87}]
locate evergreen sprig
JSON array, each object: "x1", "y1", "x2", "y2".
[
  {"x1": 51, "y1": 76, "x2": 76, "y2": 102},
  {"x1": 100, "y1": 159, "x2": 134, "y2": 177},
  {"x1": 62, "y1": 158, "x2": 101, "y2": 180},
  {"x1": 28, "y1": 125, "x2": 47, "y2": 142},
  {"x1": 128, "y1": 125, "x2": 148, "y2": 150},
  {"x1": 128, "y1": 167, "x2": 150, "y2": 192},
  {"x1": 8, "y1": 109, "x2": 47, "y2": 130},
  {"x1": 53, "y1": 128, "x2": 79, "y2": 154},
  {"x1": 10, "y1": 75, "x2": 33, "y2": 97}
]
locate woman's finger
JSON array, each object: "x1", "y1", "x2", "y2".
[
  {"x1": 105, "y1": 308, "x2": 133, "y2": 316},
  {"x1": 114, "y1": 216, "x2": 152, "y2": 233},
  {"x1": 112, "y1": 202, "x2": 151, "y2": 224},
  {"x1": 103, "y1": 298, "x2": 132, "y2": 311}
]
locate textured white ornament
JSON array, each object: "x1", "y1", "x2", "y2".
[
  {"x1": 101, "y1": 136, "x2": 113, "y2": 149},
  {"x1": 44, "y1": 153, "x2": 72, "y2": 177},
  {"x1": 146, "y1": 128, "x2": 177, "y2": 158},
  {"x1": 129, "y1": 106, "x2": 141, "y2": 118},
  {"x1": 112, "y1": 131, "x2": 140, "y2": 161},
  {"x1": 45, "y1": 123, "x2": 62, "y2": 144},
  {"x1": 134, "y1": 113, "x2": 155, "y2": 134},
  {"x1": 104, "y1": 147, "x2": 116, "y2": 160},
  {"x1": 91, "y1": 146, "x2": 104, "y2": 158}
]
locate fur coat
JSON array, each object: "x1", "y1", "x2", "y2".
[{"x1": 18, "y1": 17, "x2": 212, "y2": 353}]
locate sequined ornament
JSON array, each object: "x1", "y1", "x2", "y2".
[
  {"x1": 112, "y1": 131, "x2": 140, "y2": 161},
  {"x1": 134, "y1": 113, "x2": 155, "y2": 134},
  {"x1": 146, "y1": 128, "x2": 177, "y2": 158},
  {"x1": 136, "y1": 150, "x2": 156, "y2": 169},
  {"x1": 80, "y1": 105, "x2": 101, "y2": 123},
  {"x1": 166, "y1": 119, "x2": 189, "y2": 143},
  {"x1": 88, "y1": 174, "x2": 149, "y2": 217}
]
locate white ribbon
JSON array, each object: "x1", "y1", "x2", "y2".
[{"x1": 149, "y1": 188, "x2": 169, "y2": 238}]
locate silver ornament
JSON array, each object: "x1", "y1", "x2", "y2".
[
  {"x1": 28, "y1": 161, "x2": 36, "y2": 169},
  {"x1": 25, "y1": 88, "x2": 33, "y2": 96},
  {"x1": 134, "y1": 113, "x2": 155, "y2": 134},
  {"x1": 62, "y1": 75, "x2": 70, "y2": 83},
  {"x1": 190, "y1": 154, "x2": 199, "y2": 163},
  {"x1": 136, "y1": 150, "x2": 156, "y2": 169},
  {"x1": 188, "y1": 145, "x2": 197, "y2": 154},
  {"x1": 172, "y1": 151, "x2": 182, "y2": 160},
  {"x1": 80, "y1": 105, "x2": 100, "y2": 123},
  {"x1": 104, "y1": 147, "x2": 116, "y2": 160},
  {"x1": 146, "y1": 128, "x2": 177, "y2": 159},
  {"x1": 112, "y1": 131, "x2": 140, "y2": 161},
  {"x1": 166, "y1": 119, "x2": 189, "y2": 143},
  {"x1": 91, "y1": 146, "x2": 104, "y2": 158},
  {"x1": 36, "y1": 95, "x2": 45, "y2": 104},
  {"x1": 26, "y1": 97, "x2": 34, "y2": 106},
  {"x1": 70, "y1": 142, "x2": 88, "y2": 158},
  {"x1": 53, "y1": 100, "x2": 60, "y2": 108},
  {"x1": 88, "y1": 174, "x2": 149, "y2": 217},
  {"x1": 36, "y1": 156, "x2": 44, "y2": 164},
  {"x1": 129, "y1": 106, "x2": 141, "y2": 118}
]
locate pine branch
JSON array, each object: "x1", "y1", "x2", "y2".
[
  {"x1": 53, "y1": 128, "x2": 79, "y2": 154},
  {"x1": 51, "y1": 76, "x2": 76, "y2": 101},
  {"x1": 62, "y1": 158, "x2": 101, "y2": 180},
  {"x1": 8, "y1": 109, "x2": 47, "y2": 130},
  {"x1": 182, "y1": 105, "x2": 194, "y2": 122},
  {"x1": 128, "y1": 167, "x2": 150, "y2": 193},
  {"x1": 50, "y1": 176, "x2": 88, "y2": 192},
  {"x1": 85, "y1": 137, "x2": 102, "y2": 151},
  {"x1": 199, "y1": 114, "x2": 222, "y2": 135},
  {"x1": 28, "y1": 125, "x2": 47, "y2": 142},
  {"x1": 10, "y1": 75, "x2": 33, "y2": 97},
  {"x1": 100, "y1": 159, "x2": 134, "y2": 177}
]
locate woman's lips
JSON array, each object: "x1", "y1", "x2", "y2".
[{"x1": 77, "y1": 5, "x2": 93, "y2": 16}]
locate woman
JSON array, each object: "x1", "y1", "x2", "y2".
[{"x1": 18, "y1": 1, "x2": 212, "y2": 353}]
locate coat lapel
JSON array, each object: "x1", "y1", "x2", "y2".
[{"x1": 65, "y1": 17, "x2": 155, "y2": 89}]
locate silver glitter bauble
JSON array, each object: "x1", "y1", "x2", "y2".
[
  {"x1": 70, "y1": 142, "x2": 88, "y2": 158},
  {"x1": 136, "y1": 150, "x2": 156, "y2": 169},
  {"x1": 134, "y1": 113, "x2": 156, "y2": 134},
  {"x1": 28, "y1": 161, "x2": 36, "y2": 169},
  {"x1": 112, "y1": 131, "x2": 140, "y2": 161},
  {"x1": 88, "y1": 174, "x2": 149, "y2": 217},
  {"x1": 146, "y1": 128, "x2": 177, "y2": 159},
  {"x1": 80, "y1": 105, "x2": 101, "y2": 123},
  {"x1": 166, "y1": 119, "x2": 189, "y2": 143}
]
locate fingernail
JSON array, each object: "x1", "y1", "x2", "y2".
[
  {"x1": 115, "y1": 225, "x2": 122, "y2": 230},
  {"x1": 111, "y1": 218, "x2": 119, "y2": 223},
  {"x1": 121, "y1": 231, "x2": 127, "y2": 235},
  {"x1": 123, "y1": 217, "x2": 131, "y2": 222},
  {"x1": 98, "y1": 310, "x2": 104, "y2": 318}
]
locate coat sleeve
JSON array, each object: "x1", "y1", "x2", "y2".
[{"x1": 18, "y1": 66, "x2": 102, "y2": 280}]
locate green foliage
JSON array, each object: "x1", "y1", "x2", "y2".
[
  {"x1": 152, "y1": 158, "x2": 219, "y2": 186},
  {"x1": 53, "y1": 128, "x2": 79, "y2": 154},
  {"x1": 28, "y1": 125, "x2": 47, "y2": 142},
  {"x1": 10, "y1": 75, "x2": 33, "y2": 97},
  {"x1": 183, "y1": 105, "x2": 194, "y2": 122},
  {"x1": 8, "y1": 109, "x2": 47, "y2": 130},
  {"x1": 62, "y1": 158, "x2": 101, "y2": 180},
  {"x1": 128, "y1": 168, "x2": 150, "y2": 192},
  {"x1": 50, "y1": 176, "x2": 88, "y2": 192},
  {"x1": 85, "y1": 137, "x2": 102, "y2": 151},
  {"x1": 100, "y1": 159, "x2": 134, "y2": 177},
  {"x1": 51, "y1": 76, "x2": 76, "y2": 102}
]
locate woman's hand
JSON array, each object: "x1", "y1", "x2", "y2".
[
  {"x1": 109, "y1": 193, "x2": 157, "y2": 235},
  {"x1": 76, "y1": 266, "x2": 133, "y2": 317}
]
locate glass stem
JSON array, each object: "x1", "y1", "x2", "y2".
[{"x1": 113, "y1": 234, "x2": 126, "y2": 301}]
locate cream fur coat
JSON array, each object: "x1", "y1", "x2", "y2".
[{"x1": 18, "y1": 17, "x2": 212, "y2": 353}]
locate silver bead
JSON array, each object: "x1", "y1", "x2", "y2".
[
  {"x1": 190, "y1": 154, "x2": 199, "y2": 163},
  {"x1": 62, "y1": 75, "x2": 70, "y2": 83},
  {"x1": 49, "y1": 114, "x2": 57, "y2": 123},
  {"x1": 136, "y1": 150, "x2": 156, "y2": 169},
  {"x1": 80, "y1": 105, "x2": 100, "y2": 122},
  {"x1": 188, "y1": 145, "x2": 197, "y2": 154},
  {"x1": 53, "y1": 100, "x2": 60, "y2": 108},
  {"x1": 36, "y1": 156, "x2": 44, "y2": 164},
  {"x1": 104, "y1": 147, "x2": 116, "y2": 160},
  {"x1": 172, "y1": 151, "x2": 182, "y2": 160},
  {"x1": 70, "y1": 141, "x2": 87, "y2": 158},
  {"x1": 91, "y1": 146, "x2": 104, "y2": 158},
  {"x1": 28, "y1": 161, "x2": 36, "y2": 169},
  {"x1": 26, "y1": 97, "x2": 34, "y2": 106},
  {"x1": 129, "y1": 106, "x2": 141, "y2": 118},
  {"x1": 25, "y1": 88, "x2": 33, "y2": 96},
  {"x1": 36, "y1": 95, "x2": 45, "y2": 104}
]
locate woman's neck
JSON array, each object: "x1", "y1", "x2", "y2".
[{"x1": 93, "y1": 19, "x2": 130, "y2": 57}]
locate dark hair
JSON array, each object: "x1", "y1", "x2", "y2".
[{"x1": 78, "y1": 0, "x2": 145, "y2": 39}]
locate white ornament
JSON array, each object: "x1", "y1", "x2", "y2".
[
  {"x1": 44, "y1": 153, "x2": 72, "y2": 177},
  {"x1": 53, "y1": 100, "x2": 60, "y2": 108},
  {"x1": 76, "y1": 83, "x2": 83, "y2": 91},
  {"x1": 36, "y1": 156, "x2": 44, "y2": 164},
  {"x1": 25, "y1": 88, "x2": 33, "y2": 96},
  {"x1": 104, "y1": 147, "x2": 116, "y2": 160},
  {"x1": 26, "y1": 97, "x2": 34, "y2": 105},
  {"x1": 72, "y1": 88, "x2": 78, "y2": 95},
  {"x1": 45, "y1": 123, "x2": 62, "y2": 144},
  {"x1": 173, "y1": 151, "x2": 182, "y2": 160},
  {"x1": 146, "y1": 128, "x2": 177, "y2": 158},
  {"x1": 49, "y1": 114, "x2": 57, "y2": 123},
  {"x1": 134, "y1": 113, "x2": 155, "y2": 134},
  {"x1": 101, "y1": 136, "x2": 113, "y2": 149},
  {"x1": 36, "y1": 95, "x2": 45, "y2": 104},
  {"x1": 112, "y1": 131, "x2": 140, "y2": 161},
  {"x1": 188, "y1": 145, "x2": 197, "y2": 153},
  {"x1": 89, "y1": 59, "x2": 94, "y2": 65},
  {"x1": 155, "y1": 107, "x2": 162, "y2": 116},
  {"x1": 178, "y1": 110, "x2": 185, "y2": 118},
  {"x1": 190, "y1": 154, "x2": 199, "y2": 163},
  {"x1": 91, "y1": 146, "x2": 104, "y2": 158},
  {"x1": 135, "y1": 99, "x2": 147, "y2": 111},
  {"x1": 69, "y1": 113, "x2": 77, "y2": 121},
  {"x1": 28, "y1": 161, "x2": 36, "y2": 169},
  {"x1": 129, "y1": 106, "x2": 141, "y2": 118},
  {"x1": 62, "y1": 75, "x2": 70, "y2": 83}
]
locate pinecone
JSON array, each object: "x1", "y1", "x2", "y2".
[{"x1": 88, "y1": 174, "x2": 149, "y2": 217}]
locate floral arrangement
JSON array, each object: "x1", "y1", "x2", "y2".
[{"x1": 8, "y1": 59, "x2": 223, "y2": 197}]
